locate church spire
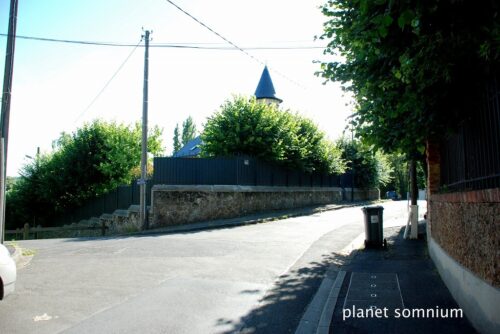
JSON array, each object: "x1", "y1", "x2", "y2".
[{"x1": 254, "y1": 66, "x2": 282, "y2": 105}]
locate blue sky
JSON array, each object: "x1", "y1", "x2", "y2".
[{"x1": 1, "y1": 0, "x2": 352, "y2": 176}]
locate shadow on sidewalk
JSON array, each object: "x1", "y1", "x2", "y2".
[{"x1": 329, "y1": 223, "x2": 477, "y2": 334}]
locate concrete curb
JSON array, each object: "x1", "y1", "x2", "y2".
[
  {"x1": 317, "y1": 270, "x2": 346, "y2": 334},
  {"x1": 295, "y1": 233, "x2": 365, "y2": 334}
]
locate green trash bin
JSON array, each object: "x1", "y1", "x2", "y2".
[{"x1": 362, "y1": 206, "x2": 387, "y2": 249}]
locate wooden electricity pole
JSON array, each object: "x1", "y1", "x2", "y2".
[
  {"x1": 0, "y1": 0, "x2": 19, "y2": 243},
  {"x1": 139, "y1": 30, "x2": 151, "y2": 230}
]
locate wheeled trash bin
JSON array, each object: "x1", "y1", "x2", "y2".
[{"x1": 362, "y1": 206, "x2": 387, "y2": 249}]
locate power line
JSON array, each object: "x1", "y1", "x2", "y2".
[
  {"x1": 163, "y1": 0, "x2": 306, "y2": 88},
  {"x1": 0, "y1": 33, "x2": 325, "y2": 50},
  {"x1": 73, "y1": 40, "x2": 142, "y2": 124},
  {"x1": 164, "y1": 0, "x2": 264, "y2": 64}
]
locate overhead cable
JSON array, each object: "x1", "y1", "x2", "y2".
[
  {"x1": 0, "y1": 33, "x2": 324, "y2": 50},
  {"x1": 73, "y1": 40, "x2": 142, "y2": 124},
  {"x1": 163, "y1": 0, "x2": 306, "y2": 88}
]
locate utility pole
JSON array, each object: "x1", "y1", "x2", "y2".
[
  {"x1": 139, "y1": 30, "x2": 151, "y2": 230},
  {"x1": 0, "y1": 0, "x2": 19, "y2": 244}
]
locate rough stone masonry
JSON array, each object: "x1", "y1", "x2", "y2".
[{"x1": 151, "y1": 185, "x2": 380, "y2": 229}]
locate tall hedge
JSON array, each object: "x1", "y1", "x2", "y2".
[
  {"x1": 6, "y1": 120, "x2": 163, "y2": 228},
  {"x1": 201, "y1": 96, "x2": 346, "y2": 174}
]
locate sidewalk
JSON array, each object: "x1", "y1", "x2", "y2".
[{"x1": 328, "y1": 222, "x2": 477, "y2": 334}]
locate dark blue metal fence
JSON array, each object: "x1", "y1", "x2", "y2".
[
  {"x1": 55, "y1": 156, "x2": 350, "y2": 226},
  {"x1": 152, "y1": 156, "x2": 346, "y2": 187},
  {"x1": 53, "y1": 180, "x2": 153, "y2": 226},
  {"x1": 440, "y1": 76, "x2": 500, "y2": 192}
]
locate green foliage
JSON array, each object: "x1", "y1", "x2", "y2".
[
  {"x1": 181, "y1": 116, "x2": 197, "y2": 145},
  {"x1": 201, "y1": 96, "x2": 346, "y2": 174},
  {"x1": 317, "y1": 0, "x2": 499, "y2": 154},
  {"x1": 173, "y1": 124, "x2": 181, "y2": 154},
  {"x1": 380, "y1": 153, "x2": 408, "y2": 199},
  {"x1": 336, "y1": 137, "x2": 392, "y2": 189},
  {"x1": 380, "y1": 152, "x2": 427, "y2": 199},
  {"x1": 6, "y1": 120, "x2": 164, "y2": 228},
  {"x1": 5, "y1": 176, "x2": 18, "y2": 192}
]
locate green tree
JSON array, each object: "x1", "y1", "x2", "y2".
[
  {"x1": 5, "y1": 176, "x2": 18, "y2": 192},
  {"x1": 381, "y1": 153, "x2": 408, "y2": 199},
  {"x1": 336, "y1": 137, "x2": 392, "y2": 189},
  {"x1": 173, "y1": 124, "x2": 181, "y2": 154},
  {"x1": 317, "y1": 0, "x2": 499, "y2": 155},
  {"x1": 201, "y1": 96, "x2": 346, "y2": 174},
  {"x1": 380, "y1": 152, "x2": 427, "y2": 199},
  {"x1": 6, "y1": 120, "x2": 164, "y2": 228},
  {"x1": 181, "y1": 116, "x2": 197, "y2": 145}
]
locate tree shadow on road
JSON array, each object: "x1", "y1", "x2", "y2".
[{"x1": 215, "y1": 251, "x2": 352, "y2": 334}]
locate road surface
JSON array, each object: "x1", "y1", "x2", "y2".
[{"x1": 0, "y1": 200, "x2": 422, "y2": 333}]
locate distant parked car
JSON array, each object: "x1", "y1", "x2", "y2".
[
  {"x1": 386, "y1": 190, "x2": 398, "y2": 200},
  {"x1": 0, "y1": 244, "x2": 16, "y2": 300}
]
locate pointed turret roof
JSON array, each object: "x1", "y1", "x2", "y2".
[{"x1": 254, "y1": 66, "x2": 282, "y2": 103}]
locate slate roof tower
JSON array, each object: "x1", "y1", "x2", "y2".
[
  {"x1": 174, "y1": 66, "x2": 284, "y2": 157},
  {"x1": 254, "y1": 66, "x2": 282, "y2": 106}
]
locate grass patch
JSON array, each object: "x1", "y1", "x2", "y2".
[
  {"x1": 6, "y1": 241, "x2": 18, "y2": 247},
  {"x1": 120, "y1": 224, "x2": 140, "y2": 234},
  {"x1": 21, "y1": 248, "x2": 36, "y2": 257}
]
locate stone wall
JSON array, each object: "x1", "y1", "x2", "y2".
[
  {"x1": 426, "y1": 140, "x2": 500, "y2": 334},
  {"x1": 26, "y1": 186, "x2": 378, "y2": 239},
  {"x1": 429, "y1": 189, "x2": 500, "y2": 287},
  {"x1": 151, "y1": 185, "x2": 379, "y2": 229}
]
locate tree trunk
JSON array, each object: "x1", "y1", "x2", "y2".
[{"x1": 410, "y1": 159, "x2": 418, "y2": 205}]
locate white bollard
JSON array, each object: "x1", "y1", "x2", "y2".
[{"x1": 410, "y1": 205, "x2": 419, "y2": 239}]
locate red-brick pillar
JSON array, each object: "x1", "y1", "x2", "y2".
[
  {"x1": 426, "y1": 140, "x2": 440, "y2": 234},
  {"x1": 426, "y1": 140, "x2": 441, "y2": 194}
]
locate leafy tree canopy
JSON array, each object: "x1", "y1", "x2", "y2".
[
  {"x1": 6, "y1": 120, "x2": 163, "y2": 228},
  {"x1": 317, "y1": 0, "x2": 499, "y2": 154},
  {"x1": 379, "y1": 151, "x2": 426, "y2": 199},
  {"x1": 201, "y1": 96, "x2": 346, "y2": 174},
  {"x1": 336, "y1": 137, "x2": 392, "y2": 189}
]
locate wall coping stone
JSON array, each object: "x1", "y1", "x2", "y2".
[
  {"x1": 151, "y1": 184, "x2": 346, "y2": 193},
  {"x1": 431, "y1": 188, "x2": 500, "y2": 203},
  {"x1": 113, "y1": 209, "x2": 129, "y2": 217},
  {"x1": 127, "y1": 205, "x2": 151, "y2": 212},
  {"x1": 128, "y1": 205, "x2": 140, "y2": 212}
]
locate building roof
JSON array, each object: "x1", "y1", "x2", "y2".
[
  {"x1": 254, "y1": 66, "x2": 282, "y2": 103},
  {"x1": 173, "y1": 136, "x2": 202, "y2": 158}
]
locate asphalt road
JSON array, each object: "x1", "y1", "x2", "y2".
[{"x1": 0, "y1": 200, "x2": 420, "y2": 334}]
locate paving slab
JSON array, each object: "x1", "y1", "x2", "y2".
[{"x1": 329, "y1": 223, "x2": 477, "y2": 334}]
